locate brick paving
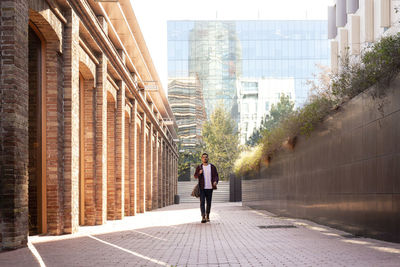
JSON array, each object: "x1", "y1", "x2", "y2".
[{"x1": 1, "y1": 202, "x2": 400, "y2": 267}]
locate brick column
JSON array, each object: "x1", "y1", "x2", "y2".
[
  {"x1": 138, "y1": 113, "x2": 146, "y2": 213},
  {"x1": 170, "y1": 148, "x2": 173, "y2": 205},
  {"x1": 45, "y1": 38, "x2": 63, "y2": 235},
  {"x1": 170, "y1": 149, "x2": 173, "y2": 205},
  {"x1": 146, "y1": 123, "x2": 153, "y2": 211},
  {"x1": 174, "y1": 153, "x2": 177, "y2": 203},
  {"x1": 173, "y1": 154, "x2": 177, "y2": 204},
  {"x1": 176, "y1": 156, "x2": 178, "y2": 199},
  {"x1": 172, "y1": 154, "x2": 174, "y2": 204},
  {"x1": 174, "y1": 156, "x2": 177, "y2": 201},
  {"x1": 129, "y1": 100, "x2": 137, "y2": 216},
  {"x1": 107, "y1": 99, "x2": 116, "y2": 220},
  {"x1": 63, "y1": 9, "x2": 80, "y2": 234},
  {"x1": 158, "y1": 138, "x2": 163, "y2": 208},
  {"x1": 94, "y1": 18, "x2": 107, "y2": 225},
  {"x1": 176, "y1": 155, "x2": 178, "y2": 200},
  {"x1": 124, "y1": 109, "x2": 130, "y2": 216},
  {"x1": 0, "y1": 0, "x2": 29, "y2": 251},
  {"x1": 166, "y1": 147, "x2": 170, "y2": 205},
  {"x1": 153, "y1": 132, "x2": 159, "y2": 209},
  {"x1": 115, "y1": 83, "x2": 125, "y2": 219},
  {"x1": 83, "y1": 79, "x2": 95, "y2": 225},
  {"x1": 163, "y1": 141, "x2": 167, "y2": 207},
  {"x1": 136, "y1": 114, "x2": 141, "y2": 213}
]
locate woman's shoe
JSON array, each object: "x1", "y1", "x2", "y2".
[
  {"x1": 201, "y1": 215, "x2": 207, "y2": 223},
  {"x1": 206, "y1": 214, "x2": 210, "y2": 222}
]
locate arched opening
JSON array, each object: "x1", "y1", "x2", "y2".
[{"x1": 28, "y1": 23, "x2": 46, "y2": 235}]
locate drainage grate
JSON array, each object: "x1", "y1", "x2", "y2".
[
  {"x1": 341, "y1": 234, "x2": 361, "y2": 238},
  {"x1": 258, "y1": 225, "x2": 297, "y2": 229}
]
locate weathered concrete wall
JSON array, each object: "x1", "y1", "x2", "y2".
[{"x1": 243, "y1": 78, "x2": 400, "y2": 242}]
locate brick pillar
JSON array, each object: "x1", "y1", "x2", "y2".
[
  {"x1": 175, "y1": 155, "x2": 178, "y2": 201},
  {"x1": 166, "y1": 146, "x2": 170, "y2": 205},
  {"x1": 136, "y1": 115, "x2": 141, "y2": 213},
  {"x1": 163, "y1": 141, "x2": 167, "y2": 207},
  {"x1": 107, "y1": 99, "x2": 116, "y2": 220},
  {"x1": 171, "y1": 150, "x2": 175, "y2": 205},
  {"x1": 63, "y1": 9, "x2": 80, "y2": 234},
  {"x1": 83, "y1": 79, "x2": 95, "y2": 225},
  {"x1": 124, "y1": 111, "x2": 130, "y2": 216},
  {"x1": 173, "y1": 155, "x2": 176, "y2": 203},
  {"x1": 146, "y1": 123, "x2": 153, "y2": 211},
  {"x1": 0, "y1": 0, "x2": 29, "y2": 251},
  {"x1": 153, "y1": 132, "x2": 159, "y2": 209},
  {"x1": 45, "y1": 39, "x2": 63, "y2": 234},
  {"x1": 115, "y1": 83, "x2": 125, "y2": 219},
  {"x1": 138, "y1": 113, "x2": 146, "y2": 213},
  {"x1": 95, "y1": 53, "x2": 107, "y2": 225},
  {"x1": 174, "y1": 153, "x2": 177, "y2": 203},
  {"x1": 129, "y1": 100, "x2": 137, "y2": 216},
  {"x1": 174, "y1": 156, "x2": 177, "y2": 202},
  {"x1": 165, "y1": 147, "x2": 169, "y2": 206},
  {"x1": 158, "y1": 138, "x2": 163, "y2": 208},
  {"x1": 170, "y1": 149, "x2": 173, "y2": 205},
  {"x1": 165, "y1": 144, "x2": 169, "y2": 206}
]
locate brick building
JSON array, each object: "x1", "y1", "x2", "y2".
[{"x1": 0, "y1": 0, "x2": 179, "y2": 251}]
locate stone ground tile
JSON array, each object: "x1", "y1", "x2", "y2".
[{"x1": 1, "y1": 202, "x2": 400, "y2": 266}]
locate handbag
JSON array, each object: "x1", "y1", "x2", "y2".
[
  {"x1": 191, "y1": 183, "x2": 200, "y2": 198},
  {"x1": 212, "y1": 182, "x2": 217, "y2": 190}
]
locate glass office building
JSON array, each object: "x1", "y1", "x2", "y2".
[{"x1": 168, "y1": 20, "x2": 329, "y2": 145}]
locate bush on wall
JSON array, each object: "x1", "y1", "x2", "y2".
[{"x1": 234, "y1": 32, "x2": 400, "y2": 177}]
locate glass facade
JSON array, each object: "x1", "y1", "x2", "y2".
[{"x1": 168, "y1": 20, "x2": 329, "y2": 146}]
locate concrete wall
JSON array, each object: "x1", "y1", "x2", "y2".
[{"x1": 242, "y1": 78, "x2": 400, "y2": 242}]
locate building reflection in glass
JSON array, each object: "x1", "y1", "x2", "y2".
[
  {"x1": 168, "y1": 75, "x2": 206, "y2": 150},
  {"x1": 168, "y1": 20, "x2": 329, "y2": 146}
]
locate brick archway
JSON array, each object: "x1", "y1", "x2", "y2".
[
  {"x1": 28, "y1": 8, "x2": 63, "y2": 236},
  {"x1": 28, "y1": 10, "x2": 62, "y2": 235}
]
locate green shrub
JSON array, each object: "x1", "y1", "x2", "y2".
[
  {"x1": 235, "y1": 33, "x2": 400, "y2": 176},
  {"x1": 234, "y1": 145, "x2": 262, "y2": 177},
  {"x1": 332, "y1": 32, "x2": 400, "y2": 99}
]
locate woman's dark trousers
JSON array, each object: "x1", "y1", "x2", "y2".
[{"x1": 200, "y1": 188, "x2": 213, "y2": 216}]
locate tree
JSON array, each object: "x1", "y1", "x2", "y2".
[
  {"x1": 202, "y1": 106, "x2": 240, "y2": 181},
  {"x1": 177, "y1": 142, "x2": 204, "y2": 181},
  {"x1": 246, "y1": 94, "x2": 294, "y2": 146}
]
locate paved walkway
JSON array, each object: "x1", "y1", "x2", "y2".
[{"x1": 1, "y1": 202, "x2": 400, "y2": 267}]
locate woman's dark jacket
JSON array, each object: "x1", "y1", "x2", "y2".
[{"x1": 194, "y1": 164, "x2": 219, "y2": 190}]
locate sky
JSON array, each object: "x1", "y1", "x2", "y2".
[{"x1": 130, "y1": 0, "x2": 332, "y2": 94}]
